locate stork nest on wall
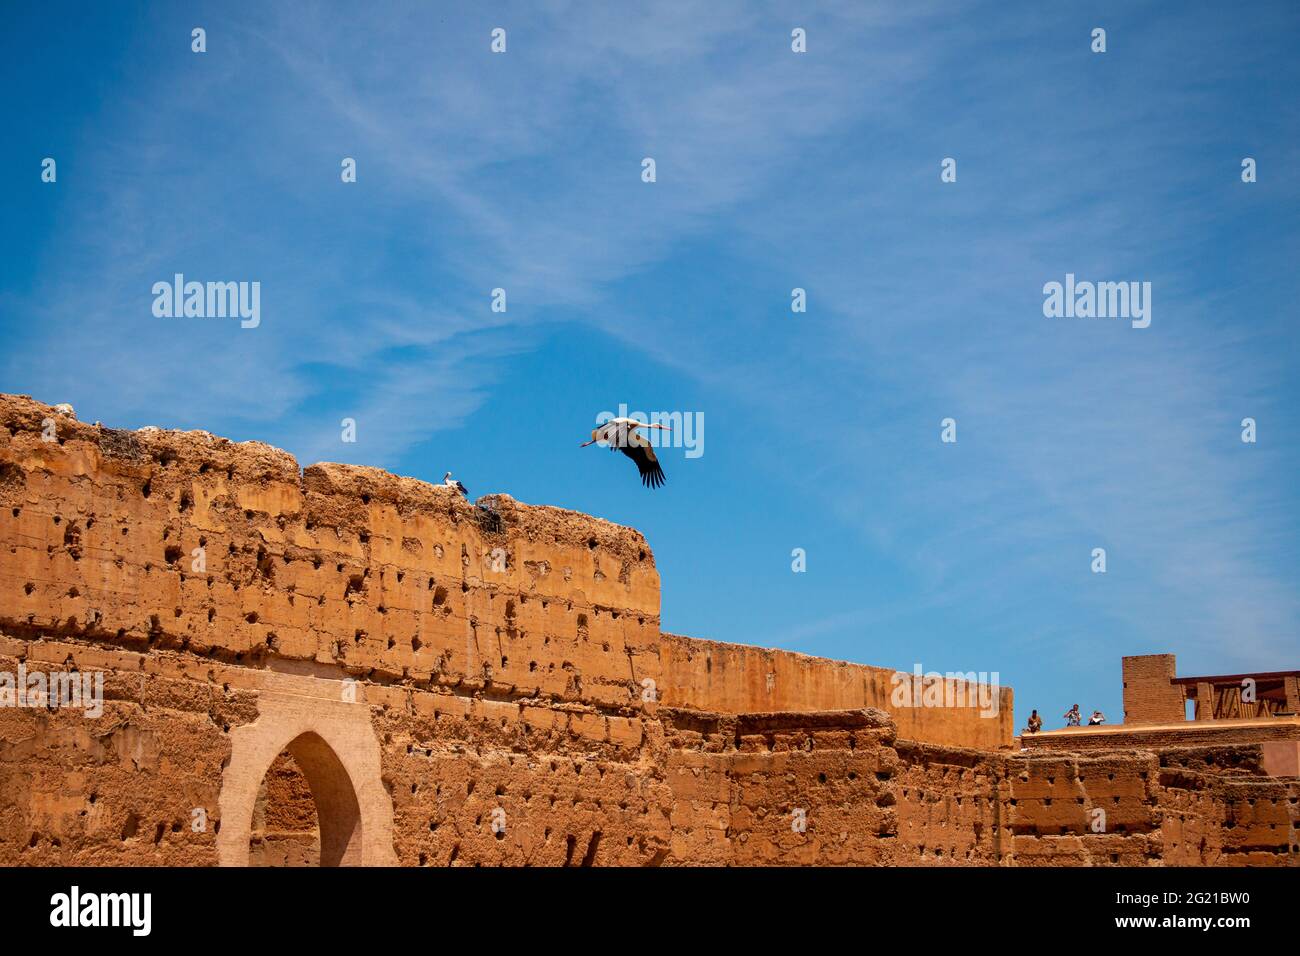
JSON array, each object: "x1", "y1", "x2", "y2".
[
  {"x1": 473, "y1": 501, "x2": 504, "y2": 535},
  {"x1": 96, "y1": 427, "x2": 153, "y2": 463}
]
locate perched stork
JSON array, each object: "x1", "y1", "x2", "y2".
[
  {"x1": 443, "y1": 472, "x2": 469, "y2": 498},
  {"x1": 580, "y1": 417, "x2": 670, "y2": 488}
]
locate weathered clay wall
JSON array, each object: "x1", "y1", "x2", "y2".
[
  {"x1": 0, "y1": 632, "x2": 669, "y2": 866},
  {"x1": 0, "y1": 392, "x2": 667, "y2": 865},
  {"x1": 1, "y1": 393, "x2": 1022, "y2": 751},
  {"x1": 1152, "y1": 747, "x2": 1297, "y2": 866},
  {"x1": 3, "y1": 631, "x2": 1294, "y2": 866},
  {"x1": 892, "y1": 740, "x2": 1010, "y2": 865},
  {"x1": 1, "y1": 395, "x2": 1293, "y2": 867},
  {"x1": 1005, "y1": 745, "x2": 1299, "y2": 866},
  {"x1": 659, "y1": 633, "x2": 1014, "y2": 751},
  {"x1": 660, "y1": 713, "x2": 1297, "y2": 867},
  {"x1": 371, "y1": 678, "x2": 671, "y2": 867},
  {"x1": 0, "y1": 635, "x2": 241, "y2": 865},
  {"x1": 662, "y1": 708, "x2": 899, "y2": 865},
  {"x1": 1006, "y1": 749, "x2": 1167, "y2": 865},
  {"x1": 0, "y1": 394, "x2": 661, "y2": 712}
]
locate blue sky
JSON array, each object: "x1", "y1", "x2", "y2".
[{"x1": 3, "y1": 1, "x2": 1298, "y2": 731}]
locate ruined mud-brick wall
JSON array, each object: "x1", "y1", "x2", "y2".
[
  {"x1": 0, "y1": 633, "x2": 251, "y2": 864},
  {"x1": 891, "y1": 741, "x2": 1011, "y2": 864},
  {"x1": 662, "y1": 709, "x2": 901, "y2": 865},
  {"x1": 0, "y1": 393, "x2": 668, "y2": 865},
  {"x1": 0, "y1": 631, "x2": 676, "y2": 866},
  {"x1": 1, "y1": 394, "x2": 1294, "y2": 867},
  {"x1": 655, "y1": 704, "x2": 1296, "y2": 865},
  {"x1": 1154, "y1": 747, "x2": 1300, "y2": 866},
  {"x1": 1004, "y1": 744, "x2": 1299, "y2": 866},
  {"x1": 370, "y1": 686, "x2": 672, "y2": 866},
  {"x1": 891, "y1": 741, "x2": 1296, "y2": 867},
  {"x1": 659, "y1": 633, "x2": 1013, "y2": 750},
  {"x1": 0, "y1": 394, "x2": 661, "y2": 696}
]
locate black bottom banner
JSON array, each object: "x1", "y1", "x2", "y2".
[{"x1": 0, "y1": 865, "x2": 1287, "y2": 943}]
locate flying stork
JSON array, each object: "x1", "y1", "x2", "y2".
[
  {"x1": 580, "y1": 417, "x2": 670, "y2": 488},
  {"x1": 443, "y1": 472, "x2": 469, "y2": 498}
]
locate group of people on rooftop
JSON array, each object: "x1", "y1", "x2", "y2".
[{"x1": 1024, "y1": 704, "x2": 1106, "y2": 735}]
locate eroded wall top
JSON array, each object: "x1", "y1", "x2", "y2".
[
  {"x1": 1, "y1": 393, "x2": 1016, "y2": 750},
  {"x1": 0, "y1": 394, "x2": 661, "y2": 711}
]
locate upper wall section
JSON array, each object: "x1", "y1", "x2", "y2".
[
  {"x1": 0, "y1": 393, "x2": 1017, "y2": 750},
  {"x1": 0, "y1": 395, "x2": 661, "y2": 710},
  {"x1": 658, "y1": 633, "x2": 1013, "y2": 750}
]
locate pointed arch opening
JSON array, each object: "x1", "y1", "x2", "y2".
[{"x1": 248, "y1": 731, "x2": 363, "y2": 867}]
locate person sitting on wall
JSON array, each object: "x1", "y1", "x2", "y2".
[
  {"x1": 1088, "y1": 710, "x2": 1105, "y2": 725},
  {"x1": 1064, "y1": 704, "x2": 1081, "y2": 727},
  {"x1": 1026, "y1": 710, "x2": 1042, "y2": 734}
]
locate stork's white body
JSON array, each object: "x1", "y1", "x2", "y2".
[{"x1": 580, "y1": 417, "x2": 670, "y2": 488}]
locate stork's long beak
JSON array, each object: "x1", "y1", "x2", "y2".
[{"x1": 579, "y1": 439, "x2": 596, "y2": 447}]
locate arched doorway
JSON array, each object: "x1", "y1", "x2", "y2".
[
  {"x1": 248, "y1": 733, "x2": 363, "y2": 866},
  {"x1": 216, "y1": 687, "x2": 397, "y2": 867}
]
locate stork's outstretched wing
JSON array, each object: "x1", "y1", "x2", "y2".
[{"x1": 614, "y1": 429, "x2": 666, "y2": 488}]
